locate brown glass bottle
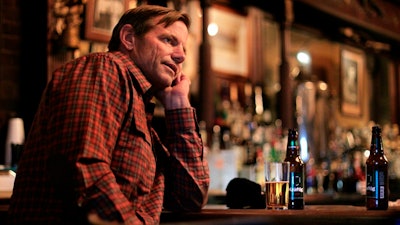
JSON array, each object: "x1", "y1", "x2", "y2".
[
  {"x1": 284, "y1": 129, "x2": 305, "y2": 209},
  {"x1": 366, "y1": 125, "x2": 389, "y2": 210}
]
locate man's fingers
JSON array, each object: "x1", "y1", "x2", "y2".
[{"x1": 88, "y1": 213, "x2": 123, "y2": 225}]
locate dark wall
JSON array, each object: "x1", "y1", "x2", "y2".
[
  {"x1": 19, "y1": 1, "x2": 47, "y2": 133},
  {"x1": 0, "y1": 0, "x2": 47, "y2": 165}
]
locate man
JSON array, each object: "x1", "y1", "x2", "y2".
[{"x1": 8, "y1": 5, "x2": 209, "y2": 224}]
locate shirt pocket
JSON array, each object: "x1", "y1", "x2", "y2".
[
  {"x1": 129, "y1": 106, "x2": 151, "y2": 146},
  {"x1": 112, "y1": 109, "x2": 156, "y2": 199}
]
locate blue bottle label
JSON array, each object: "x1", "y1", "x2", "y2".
[
  {"x1": 289, "y1": 171, "x2": 304, "y2": 199},
  {"x1": 366, "y1": 170, "x2": 386, "y2": 199}
]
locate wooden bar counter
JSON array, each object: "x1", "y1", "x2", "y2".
[
  {"x1": 160, "y1": 204, "x2": 400, "y2": 225},
  {"x1": 2, "y1": 190, "x2": 400, "y2": 224}
]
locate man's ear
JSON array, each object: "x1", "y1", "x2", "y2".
[{"x1": 120, "y1": 24, "x2": 135, "y2": 50}]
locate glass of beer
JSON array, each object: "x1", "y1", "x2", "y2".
[{"x1": 265, "y1": 162, "x2": 290, "y2": 210}]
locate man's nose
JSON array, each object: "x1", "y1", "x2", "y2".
[{"x1": 172, "y1": 46, "x2": 186, "y2": 64}]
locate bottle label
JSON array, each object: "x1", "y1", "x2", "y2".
[
  {"x1": 287, "y1": 146, "x2": 297, "y2": 150},
  {"x1": 366, "y1": 169, "x2": 386, "y2": 199},
  {"x1": 289, "y1": 172, "x2": 304, "y2": 199}
]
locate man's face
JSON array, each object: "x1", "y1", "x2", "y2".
[{"x1": 131, "y1": 18, "x2": 188, "y2": 90}]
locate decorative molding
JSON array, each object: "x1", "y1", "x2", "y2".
[{"x1": 296, "y1": 0, "x2": 400, "y2": 42}]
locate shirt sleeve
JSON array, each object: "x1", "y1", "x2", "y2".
[{"x1": 163, "y1": 108, "x2": 210, "y2": 211}]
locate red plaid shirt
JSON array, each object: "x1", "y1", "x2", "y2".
[{"x1": 8, "y1": 51, "x2": 209, "y2": 224}]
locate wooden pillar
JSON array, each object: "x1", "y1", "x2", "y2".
[
  {"x1": 199, "y1": 0, "x2": 214, "y2": 144},
  {"x1": 393, "y1": 60, "x2": 400, "y2": 126},
  {"x1": 247, "y1": 7, "x2": 264, "y2": 85},
  {"x1": 278, "y1": 0, "x2": 294, "y2": 129}
]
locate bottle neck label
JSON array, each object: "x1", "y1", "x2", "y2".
[{"x1": 287, "y1": 146, "x2": 299, "y2": 156}]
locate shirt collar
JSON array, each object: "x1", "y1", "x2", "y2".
[{"x1": 109, "y1": 51, "x2": 154, "y2": 97}]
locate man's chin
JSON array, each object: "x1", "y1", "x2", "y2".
[
  {"x1": 151, "y1": 74, "x2": 174, "y2": 88},
  {"x1": 152, "y1": 83, "x2": 171, "y2": 91}
]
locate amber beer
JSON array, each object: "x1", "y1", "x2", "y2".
[
  {"x1": 265, "y1": 162, "x2": 290, "y2": 209},
  {"x1": 366, "y1": 125, "x2": 389, "y2": 210},
  {"x1": 265, "y1": 180, "x2": 289, "y2": 209}
]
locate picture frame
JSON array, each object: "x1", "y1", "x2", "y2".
[
  {"x1": 208, "y1": 6, "x2": 248, "y2": 77},
  {"x1": 85, "y1": 0, "x2": 135, "y2": 42},
  {"x1": 340, "y1": 48, "x2": 364, "y2": 117}
]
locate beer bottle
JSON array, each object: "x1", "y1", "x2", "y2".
[
  {"x1": 284, "y1": 128, "x2": 305, "y2": 209},
  {"x1": 366, "y1": 125, "x2": 389, "y2": 210}
]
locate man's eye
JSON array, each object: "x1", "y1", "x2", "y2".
[{"x1": 163, "y1": 38, "x2": 172, "y2": 44}]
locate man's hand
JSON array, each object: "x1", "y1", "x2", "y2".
[
  {"x1": 156, "y1": 74, "x2": 191, "y2": 110},
  {"x1": 88, "y1": 213, "x2": 124, "y2": 225}
]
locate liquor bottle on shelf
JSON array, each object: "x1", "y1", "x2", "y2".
[
  {"x1": 366, "y1": 125, "x2": 389, "y2": 210},
  {"x1": 284, "y1": 128, "x2": 305, "y2": 209}
]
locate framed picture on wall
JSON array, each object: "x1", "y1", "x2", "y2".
[
  {"x1": 85, "y1": 0, "x2": 136, "y2": 43},
  {"x1": 208, "y1": 6, "x2": 248, "y2": 77},
  {"x1": 340, "y1": 47, "x2": 364, "y2": 117}
]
